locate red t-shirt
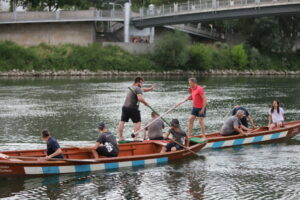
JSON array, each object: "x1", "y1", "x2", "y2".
[{"x1": 189, "y1": 85, "x2": 205, "y2": 108}]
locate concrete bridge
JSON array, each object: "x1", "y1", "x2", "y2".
[
  {"x1": 0, "y1": 0, "x2": 299, "y2": 46},
  {"x1": 132, "y1": 0, "x2": 300, "y2": 28}
]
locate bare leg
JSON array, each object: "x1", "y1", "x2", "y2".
[
  {"x1": 171, "y1": 147, "x2": 177, "y2": 152},
  {"x1": 268, "y1": 123, "x2": 276, "y2": 131},
  {"x1": 118, "y1": 121, "x2": 125, "y2": 140},
  {"x1": 199, "y1": 117, "x2": 206, "y2": 137},
  {"x1": 160, "y1": 147, "x2": 167, "y2": 153},
  {"x1": 188, "y1": 115, "x2": 196, "y2": 136},
  {"x1": 133, "y1": 122, "x2": 141, "y2": 140},
  {"x1": 91, "y1": 150, "x2": 99, "y2": 159},
  {"x1": 278, "y1": 122, "x2": 284, "y2": 127}
]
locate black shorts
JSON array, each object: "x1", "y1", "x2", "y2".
[
  {"x1": 96, "y1": 146, "x2": 118, "y2": 157},
  {"x1": 121, "y1": 106, "x2": 141, "y2": 123},
  {"x1": 165, "y1": 142, "x2": 183, "y2": 152}
]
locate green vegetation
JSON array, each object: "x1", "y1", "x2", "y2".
[
  {"x1": 151, "y1": 31, "x2": 191, "y2": 69},
  {"x1": 0, "y1": 41, "x2": 156, "y2": 71},
  {"x1": 0, "y1": 38, "x2": 299, "y2": 72}
]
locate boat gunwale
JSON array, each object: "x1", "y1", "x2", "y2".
[{"x1": 0, "y1": 141, "x2": 206, "y2": 166}]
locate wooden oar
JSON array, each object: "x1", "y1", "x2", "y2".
[
  {"x1": 131, "y1": 98, "x2": 188, "y2": 138},
  {"x1": 141, "y1": 106, "x2": 203, "y2": 157},
  {"x1": 0, "y1": 153, "x2": 97, "y2": 163}
]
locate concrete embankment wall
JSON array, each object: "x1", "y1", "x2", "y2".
[{"x1": 0, "y1": 22, "x2": 96, "y2": 46}]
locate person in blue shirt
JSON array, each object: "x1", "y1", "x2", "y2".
[
  {"x1": 232, "y1": 105, "x2": 256, "y2": 128},
  {"x1": 41, "y1": 129, "x2": 64, "y2": 160}
]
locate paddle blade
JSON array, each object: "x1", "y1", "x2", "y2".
[{"x1": 190, "y1": 137, "x2": 208, "y2": 143}]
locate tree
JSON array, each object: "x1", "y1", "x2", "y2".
[{"x1": 151, "y1": 31, "x2": 191, "y2": 69}]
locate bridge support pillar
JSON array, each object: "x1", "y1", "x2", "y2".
[{"x1": 124, "y1": 2, "x2": 131, "y2": 43}]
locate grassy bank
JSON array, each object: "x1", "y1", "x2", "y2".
[
  {"x1": 0, "y1": 41, "x2": 157, "y2": 72},
  {"x1": 0, "y1": 40, "x2": 299, "y2": 72}
]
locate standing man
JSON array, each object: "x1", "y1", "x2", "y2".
[
  {"x1": 185, "y1": 78, "x2": 207, "y2": 138},
  {"x1": 118, "y1": 77, "x2": 156, "y2": 141},
  {"x1": 232, "y1": 105, "x2": 256, "y2": 128},
  {"x1": 41, "y1": 129, "x2": 64, "y2": 160},
  {"x1": 143, "y1": 112, "x2": 165, "y2": 140}
]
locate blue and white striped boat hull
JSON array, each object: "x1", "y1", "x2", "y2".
[
  {"x1": 203, "y1": 131, "x2": 289, "y2": 149},
  {"x1": 24, "y1": 157, "x2": 168, "y2": 175}
]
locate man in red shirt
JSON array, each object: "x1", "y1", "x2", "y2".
[{"x1": 185, "y1": 78, "x2": 207, "y2": 138}]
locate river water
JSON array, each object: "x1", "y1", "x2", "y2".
[{"x1": 0, "y1": 76, "x2": 299, "y2": 199}]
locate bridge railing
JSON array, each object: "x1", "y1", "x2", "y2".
[
  {"x1": 0, "y1": 9, "x2": 124, "y2": 23},
  {"x1": 139, "y1": 0, "x2": 300, "y2": 17}
]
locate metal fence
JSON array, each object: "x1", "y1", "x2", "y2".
[
  {"x1": 138, "y1": 0, "x2": 300, "y2": 17},
  {"x1": 0, "y1": 9, "x2": 124, "y2": 23}
]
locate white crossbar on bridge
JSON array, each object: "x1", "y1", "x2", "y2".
[{"x1": 0, "y1": 10, "x2": 124, "y2": 24}]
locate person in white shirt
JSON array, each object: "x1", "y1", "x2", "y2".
[{"x1": 268, "y1": 100, "x2": 284, "y2": 130}]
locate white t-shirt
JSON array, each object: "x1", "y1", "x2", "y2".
[{"x1": 269, "y1": 107, "x2": 284, "y2": 123}]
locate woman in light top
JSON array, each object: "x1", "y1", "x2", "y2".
[{"x1": 268, "y1": 100, "x2": 284, "y2": 130}]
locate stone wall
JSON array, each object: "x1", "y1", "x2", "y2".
[{"x1": 0, "y1": 22, "x2": 96, "y2": 46}]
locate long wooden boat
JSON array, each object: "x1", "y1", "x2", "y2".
[
  {"x1": 190, "y1": 120, "x2": 300, "y2": 149},
  {"x1": 0, "y1": 140, "x2": 206, "y2": 177}
]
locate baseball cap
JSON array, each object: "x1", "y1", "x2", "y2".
[{"x1": 98, "y1": 122, "x2": 106, "y2": 129}]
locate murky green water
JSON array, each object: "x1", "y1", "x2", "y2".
[{"x1": 0, "y1": 76, "x2": 299, "y2": 199}]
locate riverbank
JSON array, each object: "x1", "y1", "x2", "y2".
[
  {"x1": 1, "y1": 40, "x2": 299, "y2": 73},
  {"x1": 1, "y1": 69, "x2": 300, "y2": 77}
]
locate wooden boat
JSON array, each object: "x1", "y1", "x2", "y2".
[
  {"x1": 0, "y1": 140, "x2": 206, "y2": 177},
  {"x1": 190, "y1": 120, "x2": 300, "y2": 149}
]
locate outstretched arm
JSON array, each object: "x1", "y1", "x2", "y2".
[
  {"x1": 142, "y1": 83, "x2": 157, "y2": 92},
  {"x1": 247, "y1": 115, "x2": 256, "y2": 128}
]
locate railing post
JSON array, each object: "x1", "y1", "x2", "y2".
[
  {"x1": 55, "y1": 10, "x2": 60, "y2": 20},
  {"x1": 162, "y1": 4, "x2": 164, "y2": 14},
  {"x1": 13, "y1": 11, "x2": 17, "y2": 21},
  {"x1": 96, "y1": 10, "x2": 100, "y2": 18}
]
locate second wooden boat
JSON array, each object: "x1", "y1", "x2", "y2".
[{"x1": 190, "y1": 120, "x2": 300, "y2": 149}]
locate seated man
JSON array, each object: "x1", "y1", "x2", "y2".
[
  {"x1": 143, "y1": 112, "x2": 165, "y2": 140},
  {"x1": 221, "y1": 110, "x2": 252, "y2": 136},
  {"x1": 41, "y1": 129, "x2": 64, "y2": 160},
  {"x1": 232, "y1": 105, "x2": 256, "y2": 128},
  {"x1": 82, "y1": 122, "x2": 119, "y2": 158},
  {"x1": 161, "y1": 119, "x2": 187, "y2": 153}
]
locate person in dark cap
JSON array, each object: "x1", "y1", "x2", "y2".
[
  {"x1": 160, "y1": 119, "x2": 187, "y2": 153},
  {"x1": 82, "y1": 122, "x2": 119, "y2": 158},
  {"x1": 41, "y1": 129, "x2": 64, "y2": 160}
]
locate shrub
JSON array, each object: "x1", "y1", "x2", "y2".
[
  {"x1": 231, "y1": 44, "x2": 248, "y2": 70},
  {"x1": 151, "y1": 31, "x2": 191, "y2": 69}
]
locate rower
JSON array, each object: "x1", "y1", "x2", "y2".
[
  {"x1": 41, "y1": 129, "x2": 64, "y2": 160},
  {"x1": 81, "y1": 122, "x2": 119, "y2": 159},
  {"x1": 160, "y1": 119, "x2": 187, "y2": 153},
  {"x1": 143, "y1": 112, "x2": 165, "y2": 140},
  {"x1": 232, "y1": 105, "x2": 256, "y2": 128},
  {"x1": 220, "y1": 110, "x2": 252, "y2": 136}
]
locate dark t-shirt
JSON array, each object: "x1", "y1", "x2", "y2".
[
  {"x1": 232, "y1": 106, "x2": 249, "y2": 127},
  {"x1": 47, "y1": 137, "x2": 63, "y2": 159},
  {"x1": 168, "y1": 128, "x2": 187, "y2": 145},
  {"x1": 123, "y1": 86, "x2": 143, "y2": 109},
  {"x1": 96, "y1": 132, "x2": 119, "y2": 155}
]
